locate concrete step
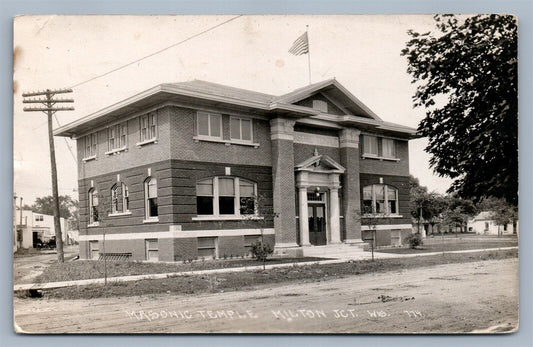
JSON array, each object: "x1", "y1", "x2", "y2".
[{"x1": 303, "y1": 243, "x2": 367, "y2": 258}]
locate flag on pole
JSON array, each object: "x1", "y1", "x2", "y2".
[{"x1": 288, "y1": 32, "x2": 309, "y2": 56}]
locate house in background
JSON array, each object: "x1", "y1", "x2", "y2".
[
  {"x1": 469, "y1": 211, "x2": 517, "y2": 236},
  {"x1": 54, "y1": 79, "x2": 419, "y2": 261},
  {"x1": 14, "y1": 209, "x2": 66, "y2": 249}
]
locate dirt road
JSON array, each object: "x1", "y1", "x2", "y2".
[
  {"x1": 14, "y1": 246, "x2": 79, "y2": 284},
  {"x1": 13, "y1": 258, "x2": 518, "y2": 334}
]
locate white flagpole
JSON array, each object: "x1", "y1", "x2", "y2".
[{"x1": 307, "y1": 25, "x2": 311, "y2": 85}]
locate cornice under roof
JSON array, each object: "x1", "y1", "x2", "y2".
[{"x1": 54, "y1": 79, "x2": 419, "y2": 139}]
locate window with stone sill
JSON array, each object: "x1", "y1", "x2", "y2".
[
  {"x1": 196, "y1": 111, "x2": 222, "y2": 139},
  {"x1": 362, "y1": 184, "x2": 398, "y2": 215},
  {"x1": 88, "y1": 188, "x2": 99, "y2": 224},
  {"x1": 230, "y1": 117, "x2": 253, "y2": 143},
  {"x1": 140, "y1": 112, "x2": 157, "y2": 143},
  {"x1": 382, "y1": 138, "x2": 396, "y2": 158},
  {"x1": 196, "y1": 176, "x2": 257, "y2": 218},
  {"x1": 107, "y1": 122, "x2": 127, "y2": 152},
  {"x1": 84, "y1": 133, "x2": 98, "y2": 159},
  {"x1": 144, "y1": 177, "x2": 158, "y2": 219},
  {"x1": 110, "y1": 182, "x2": 130, "y2": 214},
  {"x1": 362, "y1": 135, "x2": 398, "y2": 160},
  {"x1": 363, "y1": 135, "x2": 379, "y2": 156}
]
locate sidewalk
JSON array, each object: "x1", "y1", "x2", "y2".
[{"x1": 13, "y1": 246, "x2": 518, "y2": 292}]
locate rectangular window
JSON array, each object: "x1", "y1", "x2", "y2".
[
  {"x1": 362, "y1": 186, "x2": 373, "y2": 214},
  {"x1": 120, "y1": 123, "x2": 127, "y2": 148},
  {"x1": 230, "y1": 117, "x2": 253, "y2": 142},
  {"x1": 218, "y1": 177, "x2": 235, "y2": 215},
  {"x1": 197, "y1": 237, "x2": 217, "y2": 258},
  {"x1": 197, "y1": 111, "x2": 222, "y2": 138},
  {"x1": 140, "y1": 112, "x2": 157, "y2": 143},
  {"x1": 145, "y1": 178, "x2": 158, "y2": 218},
  {"x1": 89, "y1": 241, "x2": 99, "y2": 260},
  {"x1": 111, "y1": 186, "x2": 119, "y2": 214},
  {"x1": 196, "y1": 177, "x2": 258, "y2": 218},
  {"x1": 382, "y1": 138, "x2": 395, "y2": 158},
  {"x1": 239, "y1": 180, "x2": 256, "y2": 215},
  {"x1": 374, "y1": 185, "x2": 385, "y2": 213},
  {"x1": 145, "y1": 239, "x2": 158, "y2": 261},
  {"x1": 197, "y1": 179, "x2": 214, "y2": 215},
  {"x1": 89, "y1": 189, "x2": 99, "y2": 224},
  {"x1": 122, "y1": 183, "x2": 129, "y2": 212},
  {"x1": 387, "y1": 188, "x2": 397, "y2": 214},
  {"x1": 363, "y1": 135, "x2": 378, "y2": 156},
  {"x1": 362, "y1": 184, "x2": 399, "y2": 215},
  {"x1": 85, "y1": 133, "x2": 98, "y2": 158},
  {"x1": 108, "y1": 127, "x2": 116, "y2": 150}
]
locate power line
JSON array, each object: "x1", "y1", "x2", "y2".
[
  {"x1": 15, "y1": 182, "x2": 78, "y2": 192},
  {"x1": 28, "y1": 15, "x2": 243, "y2": 131},
  {"x1": 53, "y1": 114, "x2": 77, "y2": 163},
  {"x1": 69, "y1": 15, "x2": 243, "y2": 89}
]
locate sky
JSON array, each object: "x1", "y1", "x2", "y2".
[{"x1": 13, "y1": 14, "x2": 455, "y2": 205}]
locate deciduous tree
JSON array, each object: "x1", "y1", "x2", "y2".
[{"x1": 402, "y1": 14, "x2": 517, "y2": 205}]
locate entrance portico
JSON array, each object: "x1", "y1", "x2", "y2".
[{"x1": 295, "y1": 152, "x2": 345, "y2": 246}]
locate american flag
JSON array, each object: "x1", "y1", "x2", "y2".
[{"x1": 288, "y1": 32, "x2": 309, "y2": 56}]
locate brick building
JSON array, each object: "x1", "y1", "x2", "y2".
[{"x1": 55, "y1": 79, "x2": 418, "y2": 261}]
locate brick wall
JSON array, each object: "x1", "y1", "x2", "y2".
[
  {"x1": 78, "y1": 107, "x2": 172, "y2": 180},
  {"x1": 168, "y1": 106, "x2": 272, "y2": 166},
  {"x1": 293, "y1": 143, "x2": 340, "y2": 165},
  {"x1": 158, "y1": 238, "x2": 175, "y2": 262},
  {"x1": 170, "y1": 160, "x2": 274, "y2": 230},
  {"x1": 78, "y1": 159, "x2": 274, "y2": 236},
  {"x1": 174, "y1": 237, "x2": 198, "y2": 261},
  {"x1": 271, "y1": 137, "x2": 298, "y2": 245},
  {"x1": 359, "y1": 139, "x2": 409, "y2": 176},
  {"x1": 78, "y1": 160, "x2": 173, "y2": 236}
]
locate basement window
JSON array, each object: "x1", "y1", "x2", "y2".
[
  {"x1": 198, "y1": 237, "x2": 217, "y2": 258},
  {"x1": 145, "y1": 239, "x2": 159, "y2": 261}
]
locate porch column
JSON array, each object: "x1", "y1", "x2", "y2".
[
  {"x1": 329, "y1": 187, "x2": 341, "y2": 244},
  {"x1": 298, "y1": 187, "x2": 310, "y2": 246}
]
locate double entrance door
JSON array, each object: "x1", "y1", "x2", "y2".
[{"x1": 308, "y1": 204, "x2": 327, "y2": 245}]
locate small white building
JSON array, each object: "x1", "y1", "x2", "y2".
[
  {"x1": 468, "y1": 211, "x2": 516, "y2": 236},
  {"x1": 14, "y1": 209, "x2": 67, "y2": 249}
]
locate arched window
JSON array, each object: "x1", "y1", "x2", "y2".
[
  {"x1": 196, "y1": 177, "x2": 257, "y2": 217},
  {"x1": 144, "y1": 177, "x2": 158, "y2": 219},
  {"x1": 88, "y1": 188, "x2": 99, "y2": 224},
  {"x1": 110, "y1": 182, "x2": 130, "y2": 214},
  {"x1": 362, "y1": 184, "x2": 398, "y2": 215}
]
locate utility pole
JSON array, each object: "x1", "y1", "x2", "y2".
[{"x1": 22, "y1": 88, "x2": 74, "y2": 263}]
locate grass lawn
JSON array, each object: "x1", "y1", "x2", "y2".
[
  {"x1": 34, "y1": 256, "x2": 328, "y2": 284},
  {"x1": 377, "y1": 235, "x2": 518, "y2": 254},
  {"x1": 22, "y1": 249, "x2": 517, "y2": 300}
]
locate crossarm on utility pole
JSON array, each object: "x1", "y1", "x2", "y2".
[{"x1": 22, "y1": 88, "x2": 75, "y2": 263}]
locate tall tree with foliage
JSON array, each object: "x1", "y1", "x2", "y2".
[
  {"x1": 32, "y1": 195, "x2": 78, "y2": 219},
  {"x1": 409, "y1": 175, "x2": 448, "y2": 234},
  {"x1": 402, "y1": 14, "x2": 518, "y2": 205}
]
